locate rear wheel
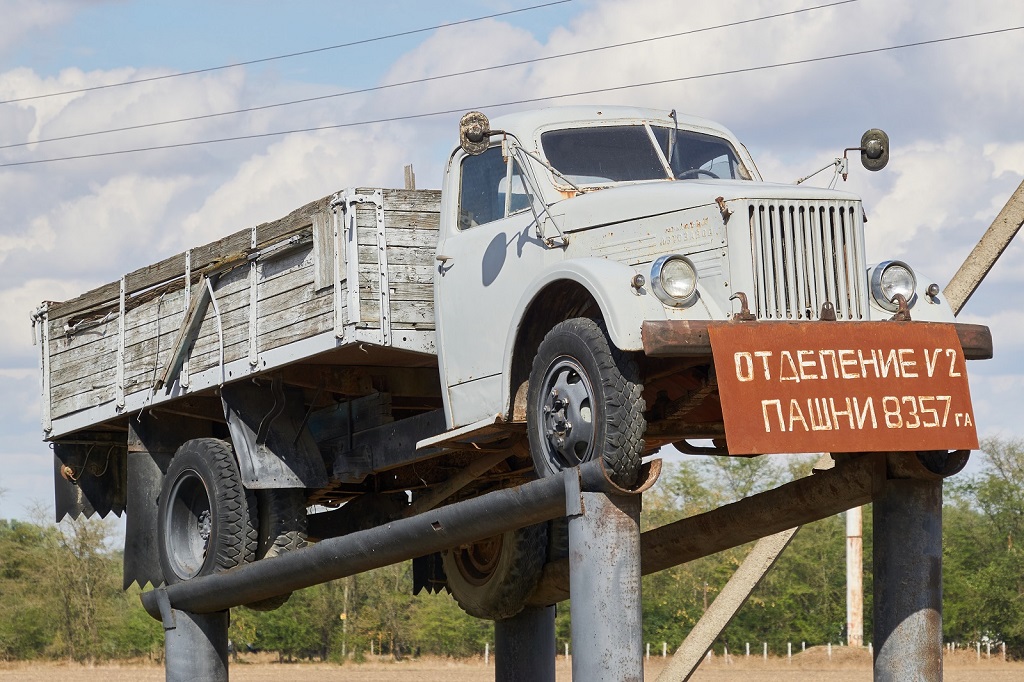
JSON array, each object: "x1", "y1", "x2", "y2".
[
  {"x1": 158, "y1": 438, "x2": 257, "y2": 584},
  {"x1": 528, "y1": 317, "x2": 645, "y2": 488},
  {"x1": 245, "y1": 489, "x2": 308, "y2": 611},
  {"x1": 442, "y1": 523, "x2": 547, "y2": 621}
]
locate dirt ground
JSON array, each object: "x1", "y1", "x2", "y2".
[{"x1": 1, "y1": 649, "x2": 1020, "y2": 680}]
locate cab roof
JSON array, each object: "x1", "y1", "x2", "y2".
[{"x1": 487, "y1": 105, "x2": 739, "y2": 142}]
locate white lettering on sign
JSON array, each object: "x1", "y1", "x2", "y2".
[
  {"x1": 758, "y1": 394, "x2": 971, "y2": 435},
  {"x1": 714, "y1": 324, "x2": 976, "y2": 453},
  {"x1": 733, "y1": 347, "x2": 964, "y2": 384}
]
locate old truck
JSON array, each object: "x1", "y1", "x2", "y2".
[{"x1": 35, "y1": 105, "x2": 991, "y2": 619}]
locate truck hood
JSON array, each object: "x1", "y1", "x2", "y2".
[{"x1": 551, "y1": 179, "x2": 861, "y2": 233}]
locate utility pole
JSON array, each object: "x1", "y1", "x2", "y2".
[{"x1": 846, "y1": 506, "x2": 864, "y2": 647}]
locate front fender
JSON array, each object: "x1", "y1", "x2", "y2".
[{"x1": 499, "y1": 257, "x2": 713, "y2": 417}]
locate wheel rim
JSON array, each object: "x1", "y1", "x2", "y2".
[
  {"x1": 164, "y1": 470, "x2": 212, "y2": 580},
  {"x1": 453, "y1": 535, "x2": 503, "y2": 586},
  {"x1": 536, "y1": 355, "x2": 596, "y2": 470}
]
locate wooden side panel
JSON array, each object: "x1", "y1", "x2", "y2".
[
  {"x1": 354, "y1": 188, "x2": 439, "y2": 331},
  {"x1": 43, "y1": 188, "x2": 442, "y2": 425}
]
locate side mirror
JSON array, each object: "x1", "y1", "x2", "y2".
[
  {"x1": 860, "y1": 129, "x2": 889, "y2": 172},
  {"x1": 459, "y1": 111, "x2": 491, "y2": 156}
]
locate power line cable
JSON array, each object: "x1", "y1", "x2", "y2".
[
  {"x1": 0, "y1": 0, "x2": 858, "y2": 151},
  {"x1": 0, "y1": 0, "x2": 572, "y2": 106},
  {"x1": 1, "y1": 24, "x2": 1020, "y2": 169}
]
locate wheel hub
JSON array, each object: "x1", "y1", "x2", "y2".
[
  {"x1": 539, "y1": 357, "x2": 596, "y2": 468},
  {"x1": 198, "y1": 509, "x2": 212, "y2": 542},
  {"x1": 453, "y1": 535, "x2": 503, "y2": 586},
  {"x1": 165, "y1": 470, "x2": 213, "y2": 580}
]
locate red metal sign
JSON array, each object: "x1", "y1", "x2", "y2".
[{"x1": 709, "y1": 322, "x2": 979, "y2": 455}]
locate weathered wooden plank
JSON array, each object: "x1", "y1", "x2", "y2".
[
  {"x1": 356, "y1": 245, "x2": 428, "y2": 266},
  {"x1": 355, "y1": 208, "x2": 440, "y2": 232},
  {"x1": 312, "y1": 210, "x2": 334, "y2": 291},
  {"x1": 359, "y1": 299, "x2": 434, "y2": 327},
  {"x1": 183, "y1": 283, "x2": 335, "y2": 372},
  {"x1": 356, "y1": 226, "x2": 437, "y2": 249},
  {"x1": 47, "y1": 196, "x2": 331, "y2": 320},
  {"x1": 50, "y1": 250, "x2": 326, "y2": 401},
  {"x1": 376, "y1": 188, "x2": 442, "y2": 213},
  {"x1": 46, "y1": 189, "x2": 436, "y2": 322},
  {"x1": 49, "y1": 292, "x2": 190, "y2": 385}
]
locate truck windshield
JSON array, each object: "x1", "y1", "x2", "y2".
[{"x1": 541, "y1": 124, "x2": 748, "y2": 185}]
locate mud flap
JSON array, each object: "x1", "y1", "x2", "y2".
[
  {"x1": 53, "y1": 439, "x2": 127, "y2": 522},
  {"x1": 123, "y1": 449, "x2": 171, "y2": 589},
  {"x1": 124, "y1": 413, "x2": 213, "y2": 589},
  {"x1": 413, "y1": 552, "x2": 447, "y2": 595}
]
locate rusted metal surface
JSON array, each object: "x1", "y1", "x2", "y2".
[
  {"x1": 641, "y1": 319, "x2": 992, "y2": 360},
  {"x1": 954, "y1": 322, "x2": 993, "y2": 360},
  {"x1": 642, "y1": 320, "x2": 713, "y2": 357},
  {"x1": 527, "y1": 454, "x2": 883, "y2": 606},
  {"x1": 873, "y1": 471, "x2": 944, "y2": 681},
  {"x1": 710, "y1": 321, "x2": 979, "y2": 455},
  {"x1": 568, "y1": 490, "x2": 643, "y2": 682}
]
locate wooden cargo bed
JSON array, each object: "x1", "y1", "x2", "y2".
[{"x1": 37, "y1": 188, "x2": 442, "y2": 439}]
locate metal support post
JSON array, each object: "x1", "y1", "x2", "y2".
[
  {"x1": 495, "y1": 606, "x2": 556, "y2": 682},
  {"x1": 873, "y1": 475, "x2": 944, "y2": 681},
  {"x1": 163, "y1": 608, "x2": 229, "y2": 682},
  {"x1": 568, "y1": 489, "x2": 643, "y2": 681}
]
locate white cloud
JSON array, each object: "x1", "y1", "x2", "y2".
[{"x1": 0, "y1": 1, "x2": 80, "y2": 55}]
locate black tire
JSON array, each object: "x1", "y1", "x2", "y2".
[
  {"x1": 527, "y1": 317, "x2": 646, "y2": 488},
  {"x1": 442, "y1": 523, "x2": 548, "y2": 621},
  {"x1": 246, "y1": 489, "x2": 308, "y2": 611},
  {"x1": 158, "y1": 438, "x2": 257, "y2": 584}
]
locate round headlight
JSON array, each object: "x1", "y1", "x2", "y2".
[
  {"x1": 870, "y1": 260, "x2": 917, "y2": 311},
  {"x1": 651, "y1": 255, "x2": 698, "y2": 307}
]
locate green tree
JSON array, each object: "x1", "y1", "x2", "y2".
[
  {"x1": 944, "y1": 436, "x2": 1024, "y2": 655},
  {"x1": 409, "y1": 591, "x2": 492, "y2": 657},
  {"x1": 0, "y1": 520, "x2": 55, "y2": 660}
]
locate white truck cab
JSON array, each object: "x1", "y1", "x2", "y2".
[{"x1": 434, "y1": 106, "x2": 972, "y2": 487}]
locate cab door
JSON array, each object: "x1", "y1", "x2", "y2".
[{"x1": 435, "y1": 145, "x2": 555, "y2": 428}]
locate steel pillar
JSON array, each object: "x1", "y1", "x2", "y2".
[
  {"x1": 873, "y1": 475, "x2": 944, "y2": 681},
  {"x1": 569, "y1": 489, "x2": 643, "y2": 681},
  {"x1": 495, "y1": 606, "x2": 556, "y2": 682},
  {"x1": 163, "y1": 609, "x2": 228, "y2": 682}
]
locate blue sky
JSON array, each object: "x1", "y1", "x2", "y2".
[{"x1": 1, "y1": 0, "x2": 1022, "y2": 519}]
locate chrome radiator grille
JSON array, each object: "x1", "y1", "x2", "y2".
[{"x1": 748, "y1": 200, "x2": 867, "y2": 320}]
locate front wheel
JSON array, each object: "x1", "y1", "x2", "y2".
[
  {"x1": 442, "y1": 523, "x2": 548, "y2": 621},
  {"x1": 527, "y1": 318, "x2": 645, "y2": 488}
]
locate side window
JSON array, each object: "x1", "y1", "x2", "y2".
[{"x1": 458, "y1": 146, "x2": 508, "y2": 229}]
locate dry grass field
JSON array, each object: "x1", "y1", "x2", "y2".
[{"x1": 1, "y1": 649, "x2": 1020, "y2": 681}]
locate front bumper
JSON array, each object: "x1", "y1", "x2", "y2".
[{"x1": 641, "y1": 320, "x2": 993, "y2": 361}]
